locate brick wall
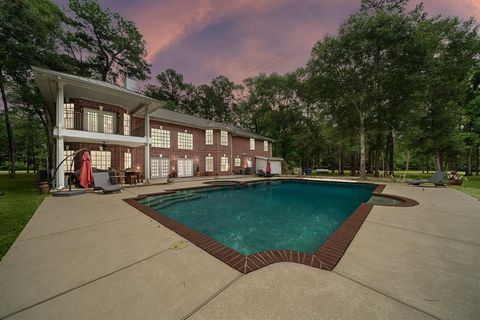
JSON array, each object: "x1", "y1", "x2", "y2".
[{"x1": 62, "y1": 99, "x2": 273, "y2": 177}]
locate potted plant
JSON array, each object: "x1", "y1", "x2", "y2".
[{"x1": 447, "y1": 170, "x2": 466, "y2": 185}]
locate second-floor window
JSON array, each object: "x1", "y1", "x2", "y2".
[
  {"x1": 178, "y1": 131, "x2": 193, "y2": 150},
  {"x1": 103, "y1": 114, "x2": 114, "y2": 134},
  {"x1": 85, "y1": 108, "x2": 116, "y2": 134},
  {"x1": 205, "y1": 129, "x2": 213, "y2": 145},
  {"x1": 151, "y1": 128, "x2": 170, "y2": 148},
  {"x1": 220, "y1": 131, "x2": 228, "y2": 146},
  {"x1": 250, "y1": 138, "x2": 255, "y2": 150},
  {"x1": 264, "y1": 141, "x2": 268, "y2": 152},
  {"x1": 124, "y1": 114, "x2": 131, "y2": 136},
  {"x1": 64, "y1": 103, "x2": 74, "y2": 129}
]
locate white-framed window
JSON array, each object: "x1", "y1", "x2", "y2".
[
  {"x1": 124, "y1": 152, "x2": 132, "y2": 170},
  {"x1": 64, "y1": 150, "x2": 74, "y2": 172},
  {"x1": 264, "y1": 141, "x2": 268, "y2": 152},
  {"x1": 160, "y1": 158, "x2": 170, "y2": 177},
  {"x1": 64, "y1": 103, "x2": 74, "y2": 129},
  {"x1": 178, "y1": 132, "x2": 193, "y2": 150},
  {"x1": 220, "y1": 130, "x2": 228, "y2": 146},
  {"x1": 85, "y1": 108, "x2": 116, "y2": 133},
  {"x1": 234, "y1": 157, "x2": 241, "y2": 167},
  {"x1": 151, "y1": 128, "x2": 170, "y2": 148},
  {"x1": 91, "y1": 150, "x2": 111, "y2": 170},
  {"x1": 103, "y1": 114, "x2": 114, "y2": 134},
  {"x1": 220, "y1": 156, "x2": 229, "y2": 172},
  {"x1": 205, "y1": 129, "x2": 213, "y2": 145},
  {"x1": 123, "y1": 114, "x2": 131, "y2": 136},
  {"x1": 250, "y1": 138, "x2": 255, "y2": 150},
  {"x1": 86, "y1": 111, "x2": 98, "y2": 132},
  {"x1": 205, "y1": 155, "x2": 214, "y2": 172}
]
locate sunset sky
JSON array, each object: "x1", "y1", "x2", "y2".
[{"x1": 55, "y1": 0, "x2": 480, "y2": 85}]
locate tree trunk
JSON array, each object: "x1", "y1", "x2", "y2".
[
  {"x1": 435, "y1": 148, "x2": 442, "y2": 172},
  {"x1": 405, "y1": 150, "x2": 410, "y2": 174},
  {"x1": 338, "y1": 146, "x2": 344, "y2": 175},
  {"x1": 374, "y1": 134, "x2": 381, "y2": 177},
  {"x1": 350, "y1": 152, "x2": 355, "y2": 176},
  {"x1": 476, "y1": 142, "x2": 479, "y2": 175},
  {"x1": 0, "y1": 70, "x2": 16, "y2": 177},
  {"x1": 466, "y1": 145, "x2": 473, "y2": 176},
  {"x1": 387, "y1": 130, "x2": 394, "y2": 176},
  {"x1": 426, "y1": 156, "x2": 430, "y2": 174},
  {"x1": 359, "y1": 114, "x2": 366, "y2": 179}
]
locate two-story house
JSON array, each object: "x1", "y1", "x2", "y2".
[{"x1": 33, "y1": 67, "x2": 280, "y2": 189}]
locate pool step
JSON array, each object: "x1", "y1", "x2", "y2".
[
  {"x1": 140, "y1": 192, "x2": 197, "y2": 207},
  {"x1": 145, "y1": 193, "x2": 203, "y2": 210}
]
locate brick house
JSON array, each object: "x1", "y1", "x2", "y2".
[{"x1": 33, "y1": 67, "x2": 279, "y2": 189}]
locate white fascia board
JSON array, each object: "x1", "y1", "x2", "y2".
[{"x1": 59, "y1": 129, "x2": 146, "y2": 147}]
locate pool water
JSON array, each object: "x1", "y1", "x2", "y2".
[{"x1": 139, "y1": 180, "x2": 376, "y2": 255}]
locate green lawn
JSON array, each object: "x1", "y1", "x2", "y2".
[{"x1": 0, "y1": 172, "x2": 47, "y2": 259}]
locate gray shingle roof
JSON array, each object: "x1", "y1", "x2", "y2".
[{"x1": 149, "y1": 108, "x2": 273, "y2": 141}]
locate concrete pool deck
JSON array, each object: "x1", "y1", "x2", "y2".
[{"x1": 1, "y1": 177, "x2": 479, "y2": 319}]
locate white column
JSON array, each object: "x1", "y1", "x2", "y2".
[
  {"x1": 144, "y1": 105, "x2": 150, "y2": 182},
  {"x1": 56, "y1": 80, "x2": 65, "y2": 189}
]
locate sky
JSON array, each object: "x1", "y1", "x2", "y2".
[{"x1": 53, "y1": 0, "x2": 480, "y2": 85}]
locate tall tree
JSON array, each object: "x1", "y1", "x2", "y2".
[
  {"x1": 307, "y1": 0, "x2": 427, "y2": 179},
  {"x1": 62, "y1": 0, "x2": 150, "y2": 82},
  {"x1": 0, "y1": 0, "x2": 63, "y2": 176},
  {"x1": 144, "y1": 69, "x2": 195, "y2": 112}
]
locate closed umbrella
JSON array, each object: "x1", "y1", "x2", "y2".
[
  {"x1": 266, "y1": 159, "x2": 271, "y2": 175},
  {"x1": 80, "y1": 151, "x2": 93, "y2": 188}
]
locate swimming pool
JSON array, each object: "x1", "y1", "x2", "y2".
[{"x1": 138, "y1": 180, "x2": 375, "y2": 255}]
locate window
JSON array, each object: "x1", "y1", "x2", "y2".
[
  {"x1": 205, "y1": 129, "x2": 213, "y2": 145},
  {"x1": 220, "y1": 131, "x2": 228, "y2": 146},
  {"x1": 64, "y1": 150, "x2": 74, "y2": 172},
  {"x1": 160, "y1": 158, "x2": 170, "y2": 177},
  {"x1": 103, "y1": 114, "x2": 114, "y2": 134},
  {"x1": 87, "y1": 111, "x2": 98, "y2": 132},
  {"x1": 220, "y1": 156, "x2": 229, "y2": 172},
  {"x1": 124, "y1": 114, "x2": 131, "y2": 136},
  {"x1": 178, "y1": 132, "x2": 193, "y2": 150},
  {"x1": 124, "y1": 152, "x2": 132, "y2": 170},
  {"x1": 85, "y1": 108, "x2": 116, "y2": 133},
  {"x1": 205, "y1": 156, "x2": 214, "y2": 172},
  {"x1": 151, "y1": 128, "x2": 170, "y2": 148},
  {"x1": 264, "y1": 141, "x2": 268, "y2": 152},
  {"x1": 91, "y1": 150, "x2": 111, "y2": 170},
  {"x1": 250, "y1": 138, "x2": 255, "y2": 150},
  {"x1": 234, "y1": 157, "x2": 241, "y2": 167},
  {"x1": 64, "y1": 103, "x2": 74, "y2": 129}
]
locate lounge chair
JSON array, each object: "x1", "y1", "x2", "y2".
[
  {"x1": 257, "y1": 169, "x2": 266, "y2": 177},
  {"x1": 93, "y1": 172, "x2": 122, "y2": 193},
  {"x1": 405, "y1": 171, "x2": 446, "y2": 187}
]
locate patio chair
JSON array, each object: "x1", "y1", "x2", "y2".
[
  {"x1": 405, "y1": 171, "x2": 447, "y2": 187},
  {"x1": 257, "y1": 169, "x2": 266, "y2": 177},
  {"x1": 93, "y1": 172, "x2": 122, "y2": 193}
]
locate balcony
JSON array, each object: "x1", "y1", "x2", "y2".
[{"x1": 59, "y1": 111, "x2": 147, "y2": 147}]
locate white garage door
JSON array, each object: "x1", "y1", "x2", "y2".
[
  {"x1": 151, "y1": 158, "x2": 170, "y2": 178},
  {"x1": 178, "y1": 158, "x2": 193, "y2": 177}
]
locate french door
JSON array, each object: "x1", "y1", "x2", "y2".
[{"x1": 177, "y1": 158, "x2": 193, "y2": 177}]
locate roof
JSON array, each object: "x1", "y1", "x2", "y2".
[
  {"x1": 32, "y1": 66, "x2": 163, "y2": 113},
  {"x1": 149, "y1": 107, "x2": 273, "y2": 141},
  {"x1": 33, "y1": 66, "x2": 273, "y2": 141}
]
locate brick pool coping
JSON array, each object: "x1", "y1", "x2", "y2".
[{"x1": 124, "y1": 179, "x2": 418, "y2": 274}]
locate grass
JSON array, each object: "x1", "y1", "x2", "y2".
[{"x1": 0, "y1": 172, "x2": 47, "y2": 259}]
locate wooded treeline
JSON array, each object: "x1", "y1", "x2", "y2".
[{"x1": 1, "y1": 0, "x2": 480, "y2": 178}]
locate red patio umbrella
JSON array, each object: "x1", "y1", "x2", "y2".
[
  {"x1": 266, "y1": 159, "x2": 271, "y2": 175},
  {"x1": 80, "y1": 151, "x2": 93, "y2": 188}
]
